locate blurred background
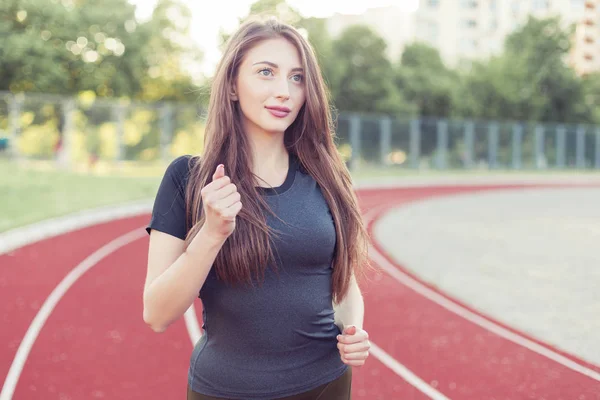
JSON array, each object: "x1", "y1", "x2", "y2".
[
  {"x1": 2, "y1": 0, "x2": 600, "y2": 230},
  {"x1": 2, "y1": 2, "x2": 600, "y2": 399}
]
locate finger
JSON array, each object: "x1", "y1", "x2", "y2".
[
  {"x1": 337, "y1": 341, "x2": 370, "y2": 353},
  {"x1": 202, "y1": 175, "x2": 231, "y2": 195},
  {"x1": 216, "y1": 191, "x2": 241, "y2": 210},
  {"x1": 343, "y1": 325, "x2": 357, "y2": 336},
  {"x1": 343, "y1": 359, "x2": 366, "y2": 367},
  {"x1": 212, "y1": 164, "x2": 224, "y2": 181},
  {"x1": 215, "y1": 183, "x2": 238, "y2": 199},
  {"x1": 341, "y1": 351, "x2": 369, "y2": 361},
  {"x1": 337, "y1": 333, "x2": 366, "y2": 345},
  {"x1": 221, "y1": 201, "x2": 242, "y2": 221}
]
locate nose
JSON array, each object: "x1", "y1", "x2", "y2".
[{"x1": 275, "y1": 77, "x2": 290, "y2": 100}]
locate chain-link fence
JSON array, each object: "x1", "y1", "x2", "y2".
[{"x1": 1, "y1": 91, "x2": 599, "y2": 172}]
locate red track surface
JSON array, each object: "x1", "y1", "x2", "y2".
[{"x1": 1, "y1": 185, "x2": 599, "y2": 399}]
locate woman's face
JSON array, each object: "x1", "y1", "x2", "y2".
[{"x1": 234, "y1": 37, "x2": 306, "y2": 137}]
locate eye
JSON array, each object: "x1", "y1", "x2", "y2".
[
  {"x1": 258, "y1": 68, "x2": 273, "y2": 77},
  {"x1": 291, "y1": 74, "x2": 303, "y2": 83}
]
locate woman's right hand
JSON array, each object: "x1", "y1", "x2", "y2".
[{"x1": 201, "y1": 164, "x2": 242, "y2": 241}]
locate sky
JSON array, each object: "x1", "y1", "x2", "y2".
[{"x1": 128, "y1": 0, "x2": 419, "y2": 77}]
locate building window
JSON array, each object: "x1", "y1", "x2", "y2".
[
  {"x1": 571, "y1": 0, "x2": 584, "y2": 12},
  {"x1": 460, "y1": 37, "x2": 478, "y2": 52},
  {"x1": 428, "y1": 22, "x2": 439, "y2": 40},
  {"x1": 427, "y1": 0, "x2": 440, "y2": 7},
  {"x1": 462, "y1": 19, "x2": 478, "y2": 28},
  {"x1": 533, "y1": 0, "x2": 549, "y2": 9},
  {"x1": 461, "y1": 0, "x2": 478, "y2": 8},
  {"x1": 489, "y1": 17, "x2": 498, "y2": 31}
]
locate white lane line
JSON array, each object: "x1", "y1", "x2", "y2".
[
  {"x1": 184, "y1": 304, "x2": 202, "y2": 345},
  {"x1": 183, "y1": 208, "x2": 450, "y2": 400},
  {"x1": 369, "y1": 343, "x2": 449, "y2": 400},
  {"x1": 367, "y1": 205, "x2": 600, "y2": 383},
  {"x1": 0, "y1": 200, "x2": 152, "y2": 256},
  {"x1": 0, "y1": 228, "x2": 146, "y2": 400}
]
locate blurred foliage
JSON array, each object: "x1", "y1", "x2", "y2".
[
  {"x1": 2, "y1": 0, "x2": 600, "y2": 170},
  {"x1": 395, "y1": 43, "x2": 457, "y2": 118},
  {"x1": 2, "y1": 0, "x2": 598, "y2": 125},
  {"x1": 330, "y1": 25, "x2": 415, "y2": 116},
  {"x1": 455, "y1": 16, "x2": 593, "y2": 124},
  {"x1": 0, "y1": 0, "x2": 202, "y2": 102}
]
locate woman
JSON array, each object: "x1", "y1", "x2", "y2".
[{"x1": 143, "y1": 16, "x2": 371, "y2": 400}]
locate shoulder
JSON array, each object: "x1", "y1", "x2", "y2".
[
  {"x1": 160, "y1": 154, "x2": 200, "y2": 198},
  {"x1": 165, "y1": 154, "x2": 201, "y2": 184},
  {"x1": 165, "y1": 154, "x2": 195, "y2": 179}
]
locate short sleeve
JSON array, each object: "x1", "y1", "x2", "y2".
[{"x1": 145, "y1": 155, "x2": 193, "y2": 240}]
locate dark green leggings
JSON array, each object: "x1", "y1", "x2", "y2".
[{"x1": 187, "y1": 367, "x2": 352, "y2": 400}]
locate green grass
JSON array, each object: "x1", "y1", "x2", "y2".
[
  {"x1": 0, "y1": 159, "x2": 161, "y2": 232},
  {"x1": 1, "y1": 158, "x2": 599, "y2": 233}
]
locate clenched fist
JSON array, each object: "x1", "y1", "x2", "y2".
[{"x1": 200, "y1": 164, "x2": 242, "y2": 241}]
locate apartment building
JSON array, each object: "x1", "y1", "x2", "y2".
[
  {"x1": 414, "y1": 0, "x2": 599, "y2": 74},
  {"x1": 570, "y1": 0, "x2": 600, "y2": 75}
]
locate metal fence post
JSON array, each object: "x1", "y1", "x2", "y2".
[
  {"x1": 576, "y1": 125, "x2": 585, "y2": 168},
  {"x1": 379, "y1": 117, "x2": 391, "y2": 166},
  {"x1": 160, "y1": 103, "x2": 174, "y2": 162},
  {"x1": 112, "y1": 104, "x2": 125, "y2": 165},
  {"x1": 534, "y1": 124, "x2": 545, "y2": 169},
  {"x1": 436, "y1": 119, "x2": 448, "y2": 170},
  {"x1": 512, "y1": 123, "x2": 522, "y2": 170},
  {"x1": 488, "y1": 122, "x2": 499, "y2": 169},
  {"x1": 555, "y1": 125, "x2": 566, "y2": 169},
  {"x1": 409, "y1": 119, "x2": 421, "y2": 169},
  {"x1": 595, "y1": 127, "x2": 600, "y2": 169},
  {"x1": 348, "y1": 114, "x2": 361, "y2": 172},
  {"x1": 463, "y1": 120, "x2": 474, "y2": 169},
  {"x1": 57, "y1": 98, "x2": 75, "y2": 169},
  {"x1": 8, "y1": 93, "x2": 23, "y2": 160}
]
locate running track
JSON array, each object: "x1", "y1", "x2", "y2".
[{"x1": 1, "y1": 184, "x2": 599, "y2": 400}]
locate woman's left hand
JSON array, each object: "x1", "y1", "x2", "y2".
[{"x1": 336, "y1": 325, "x2": 371, "y2": 367}]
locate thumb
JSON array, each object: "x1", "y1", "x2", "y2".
[
  {"x1": 343, "y1": 325, "x2": 357, "y2": 336},
  {"x1": 212, "y1": 164, "x2": 224, "y2": 181}
]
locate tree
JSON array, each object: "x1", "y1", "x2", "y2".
[
  {"x1": 0, "y1": 0, "x2": 202, "y2": 101},
  {"x1": 456, "y1": 16, "x2": 591, "y2": 123},
  {"x1": 395, "y1": 43, "x2": 458, "y2": 117},
  {"x1": 0, "y1": 0, "x2": 150, "y2": 97},
  {"x1": 138, "y1": 0, "x2": 203, "y2": 102},
  {"x1": 331, "y1": 25, "x2": 414, "y2": 115},
  {"x1": 218, "y1": 0, "x2": 302, "y2": 51},
  {"x1": 582, "y1": 73, "x2": 600, "y2": 124}
]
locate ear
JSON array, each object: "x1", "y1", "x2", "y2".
[{"x1": 230, "y1": 84, "x2": 238, "y2": 101}]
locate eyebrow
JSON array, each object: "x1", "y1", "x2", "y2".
[{"x1": 252, "y1": 61, "x2": 303, "y2": 72}]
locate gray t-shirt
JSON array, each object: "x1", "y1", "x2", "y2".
[{"x1": 145, "y1": 153, "x2": 347, "y2": 399}]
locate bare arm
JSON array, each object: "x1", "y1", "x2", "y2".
[
  {"x1": 333, "y1": 274, "x2": 365, "y2": 330},
  {"x1": 142, "y1": 227, "x2": 226, "y2": 332},
  {"x1": 143, "y1": 163, "x2": 241, "y2": 332}
]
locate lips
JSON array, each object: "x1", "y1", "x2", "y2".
[{"x1": 265, "y1": 106, "x2": 291, "y2": 118}]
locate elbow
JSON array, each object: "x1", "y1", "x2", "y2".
[{"x1": 143, "y1": 300, "x2": 168, "y2": 333}]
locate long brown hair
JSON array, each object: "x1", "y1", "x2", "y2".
[{"x1": 184, "y1": 16, "x2": 370, "y2": 303}]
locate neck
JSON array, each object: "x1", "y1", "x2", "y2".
[{"x1": 244, "y1": 131, "x2": 289, "y2": 186}]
